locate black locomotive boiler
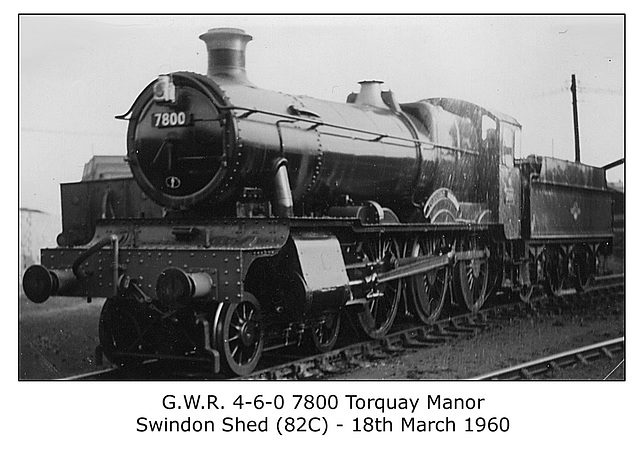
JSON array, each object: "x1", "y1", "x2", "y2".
[{"x1": 22, "y1": 28, "x2": 614, "y2": 376}]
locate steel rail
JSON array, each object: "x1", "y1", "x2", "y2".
[
  {"x1": 470, "y1": 337, "x2": 625, "y2": 381},
  {"x1": 60, "y1": 367, "x2": 126, "y2": 381}
]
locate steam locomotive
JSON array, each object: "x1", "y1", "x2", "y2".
[{"x1": 22, "y1": 28, "x2": 614, "y2": 376}]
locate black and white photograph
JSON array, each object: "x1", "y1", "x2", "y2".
[{"x1": 14, "y1": 12, "x2": 628, "y2": 449}]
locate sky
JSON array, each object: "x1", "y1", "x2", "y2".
[{"x1": 19, "y1": 14, "x2": 624, "y2": 243}]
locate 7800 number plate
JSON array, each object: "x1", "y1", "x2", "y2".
[{"x1": 152, "y1": 111, "x2": 188, "y2": 128}]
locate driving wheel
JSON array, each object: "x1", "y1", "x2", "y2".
[
  {"x1": 356, "y1": 236, "x2": 402, "y2": 339},
  {"x1": 454, "y1": 236, "x2": 489, "y2": 313},
  {"x1": 409, "y1": 236, "x2": 450, "y2": 323}
]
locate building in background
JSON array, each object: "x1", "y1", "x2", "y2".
[
  {"x1": 20, "y1": 155, "x2": 134, "y2": 285},
  {"x1": 20, "y1": 207, "x2": 54, "y2": 275},
  {"x1": 82, "y1": 155, "x2": 131, "y2": 181}
]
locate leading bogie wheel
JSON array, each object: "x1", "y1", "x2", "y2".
[
  {"x1": 214, "y1": 293, "x2": 264, "y2": 376},
  {"x1": 99, "y1": 297, "x2": 149, "y2": 366},
  {"x1": 409, "y1": 236, "x2": 450, "y2": 324},
  {"x1": 356, "y1": 236, "x2": 402, "y2": 339},
  {"x1": 454, "y1": 236, "x2": 489, "y2": 313},
  {"x1": 303, "y1": 312, "x2": 341, "y2": 354}
]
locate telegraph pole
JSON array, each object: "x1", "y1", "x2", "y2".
[{"x1": 570, "y1": 74, "x2": 581, "y2": 162}]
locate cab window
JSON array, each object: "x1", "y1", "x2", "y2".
[
  {"x1": 481, "y1": 115, "x2": 497, "y2": 141},
  {"x1": 481, "y1": 115, "x2": 498, "y2": 153},
  {"x1": 500, "y1": 124, "x2": 515, "y2": 167}
]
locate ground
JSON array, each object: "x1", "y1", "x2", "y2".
[{"x1": 330, "y1": 293, "x2": 624, "y2": 380}]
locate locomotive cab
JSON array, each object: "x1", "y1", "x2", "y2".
[{"x1": 496, "y1": 116, "x2": 523, "y2": 240}]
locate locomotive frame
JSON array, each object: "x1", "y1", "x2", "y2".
[{"x1": 22, "y1": 27, "x2": 614, "y2": 377}]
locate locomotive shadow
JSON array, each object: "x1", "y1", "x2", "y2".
[{"x1": 18, "y1": 294, "x2": 107, "y2": 380}]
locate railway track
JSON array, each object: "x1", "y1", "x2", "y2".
[
  {"x1": 238, "y1": 274, "x2": 624, "y2": 380},
  {"x1": 471, "y1": 337, "x2": 624, "y2": 381},
  {"x1": 66, "y1": 273, "x2": 623, "y2": 381}
]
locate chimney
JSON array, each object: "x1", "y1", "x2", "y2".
[
  {"x1": 199, "y1": 28, "x2": 253, "y2": 84},
  {"x1": 355, "y1": 80, "x2": 386, "y2": 108}
]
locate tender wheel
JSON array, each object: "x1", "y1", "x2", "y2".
[
  {"x1": 214, "y1": 294, "x2": 264, "y2": 376},
  {"x1": 454, "y1": 236, "x2": 489, "y2": 313},
  {"x1": 304, "y1": 312, "x2": 341, "y2": 354},
  {"x1": 486, "y1": 243, "x2": 504, "y2": 299},
  {"x1": 517, "y1": 250, "x2": 537, "y2": 304},
  {"x1": 572, "y1": 245, "x2": 594, "y2": 292},
  {"x1": 594, "y1": 244, "x2": 609, "y2": 276},
  {"x1": 540, "y1": 247, "x2": 567, "y2": 296},
  {"x1": 409, "y1": 237, "x2": 450, "y2": 324},
  {"x1": 356, "y1": 236, "x2": 402, "y2": 339},
  {"x1": 99, "y1": 297, "x2": 149, "y2": 366},
  {"x1": 518, "y1": 285, "x2": 535, "y2": 303}
]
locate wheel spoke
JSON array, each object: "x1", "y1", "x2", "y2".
[
  {"x1": 230, "y1": 344, "x2": 239, "y2": 360},
  {"x1": 370, "y1": 297, "x2": 379, "y2": 320}
]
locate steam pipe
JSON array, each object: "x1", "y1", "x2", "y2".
[
  {"x1": 72, "y1": 235, "x2": 119, "y2": 280},
  {"x1": 273, "y1": 161, "x2": 294, "y2": 218}
]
